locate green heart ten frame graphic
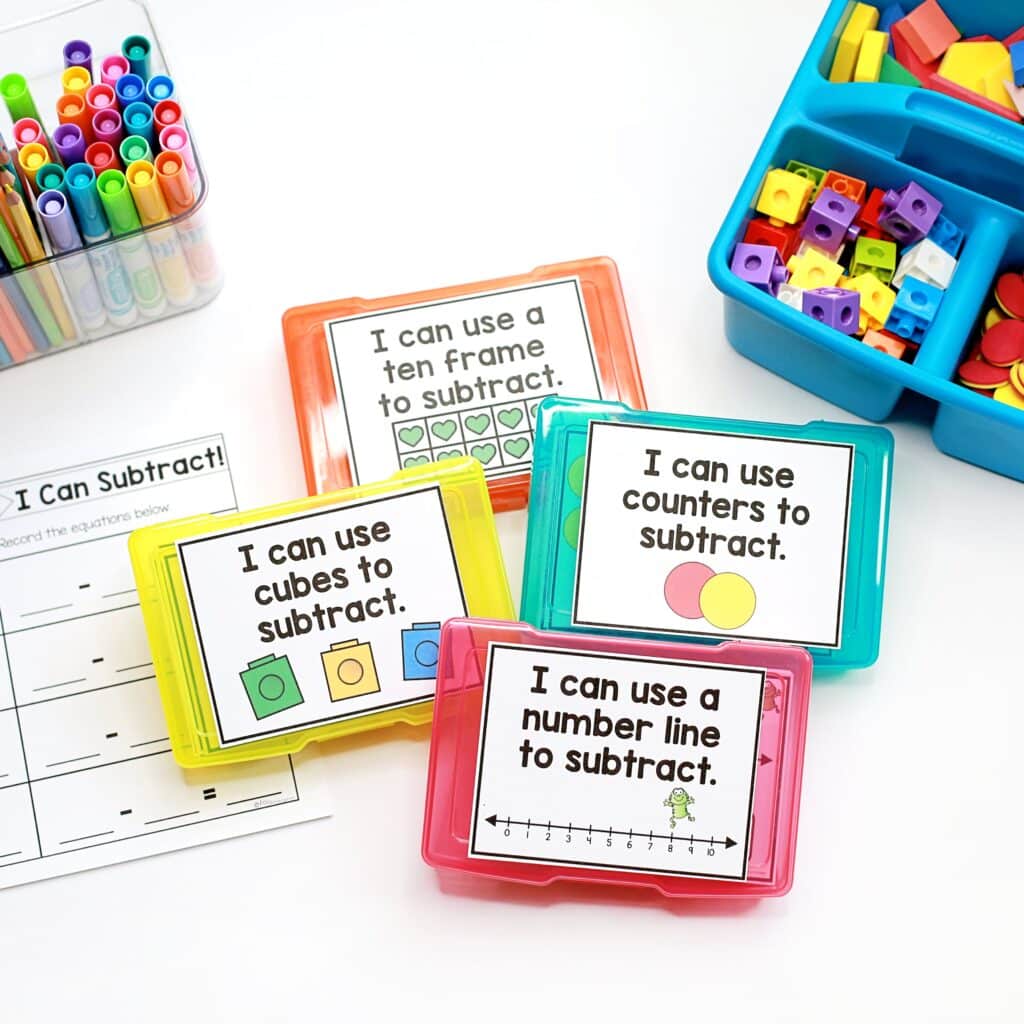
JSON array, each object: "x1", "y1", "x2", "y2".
[
  {"x1": 504, "y1": 437, "x2": 530, "y2": 459},
  {"x1": 470, "y1": 443, "x2": 497, "y2": 464},
  {"x1": 398, "y1": 426, "x2": 425, "y2": 447},
  {"x1": 498, "y1": 408, "x2": 524, "y2": 429},
  {"x1": 431, "y1": 419, "x2": 458, "y2": 441},
  {"x1": 465, "y1": 414, "x2": 491, "y2": 435}
]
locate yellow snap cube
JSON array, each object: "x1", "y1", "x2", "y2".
[
  {"x1": 848, "y1": 272, "x2": 897, "y2": 332},
  {"x1": 829, "y1": 2, "x2": 881, "y2": 83},
  {"x1": 756, "y1": 168, "x2": 814, "y2": 225},
  {"x1": 786, "y1": 248, "x2": 844, "y2": 290}
]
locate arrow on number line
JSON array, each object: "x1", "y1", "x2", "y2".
[{"x1": 484, "y1": 814, "x2": 736, "y2": 849}]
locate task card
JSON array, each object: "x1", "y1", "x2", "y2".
[
  {"x1": 520, "y1": 398, "x2": 894, "y2": 669},
  {"x1": 282, "y1": 258, "x2": 646, "y2": 512},
  {"x1": 0, "y1": 437, "x2": 327, "y2": 888},
  {"x1": 422, "y1": 619, "x2": 812, "y2": 898},
  {"x1": 129, "y1": 457, "x2": 513, "y2": 765}
]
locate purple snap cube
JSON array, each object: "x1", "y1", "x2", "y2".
[
  {"x1": 731, "y1": 242, "x2": 788, "y2": 295},
  {"x1": 800, "y1": 188, "x2": 861, "y2": 253},
  {"x1": 802, "y1": 286, "x2": 860, "y2": 334},
  {"x1": 879, "y1": 182, "x2": 942, "y2": 245}
]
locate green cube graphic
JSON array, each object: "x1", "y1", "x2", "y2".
[{"x1": 239, "y1": 654, "x2": 304, "y2": 719}]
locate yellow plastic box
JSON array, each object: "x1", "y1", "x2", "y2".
[{"x1": 129, "y1": 457, "x2": 513, "y2": 766}]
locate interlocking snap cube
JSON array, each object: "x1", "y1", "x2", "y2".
[
  {"x1": 776, "y1": 283, "x2": 804, "y2": 311},
  {"x1": 848, "y1": 272, "x2": 897, "y2": 333},
  {"x1": 755, "y1": 168, "x2": 814, "y2": 225},
  {"x1": 928, "y1": 213, "x2": 964, "y2": 257},
  {"x1": 886, "y1": 275, "x2": 944, "y2": 341},
  {"x1": 731, "y1": 242, "x2": 788, "y2": 295},
  {"x1": 800, "y1": 188, "x2": 862, "y2": 253},
  {"x1": 743, "y1": 217, "x2": 799, "y2": 261},
  {"x1": 879, "y1": 181, "x2": 942, "y2": 245},
  {"x1": 862, "y1": 328, "x2": 908, "y2": 359},
  {"x1": 851, "y1": 236, "x2": 898, "y2": 283},
  {"x1": 787, "y1": 247, "x2": 844, "y2": 290},
  {"x1": 892, "y1": 238, "x2": 957, "y2": 289},
  {"x1": 785, "y1": 159, "x2": 827, "y2": 195},
  {"x1": 803, "y1": 287, "x2": 861, "y2": 334},
  {"x1": 821, "y1": 169, "x2": 867, "y2": 205}
]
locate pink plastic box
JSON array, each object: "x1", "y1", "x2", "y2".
[{"x1": 422, "y1": 619, "x2": 812, "y2": 899}]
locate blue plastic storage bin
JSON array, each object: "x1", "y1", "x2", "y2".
[{"x1": 708, "y1": 0, "x2": 1024, "y2": 482}]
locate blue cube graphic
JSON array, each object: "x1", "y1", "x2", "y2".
[{"x1": 402, "y1": 622, "x2": 441, "y2": 680}]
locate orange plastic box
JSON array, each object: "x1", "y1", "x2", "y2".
[{"x1": 283, "y1": 257, "x2": 646, "y2": 512}]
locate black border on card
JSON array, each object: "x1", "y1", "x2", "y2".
[
  {"x1": 570, "y1": 421, "x2": 855, "y2": 649},
  {"x1": 177, "y1": 485, "x2": 468, "y2": 746},
  {"x1": 467, "y1": 642, "x2": 766, "y2": 882},
  {"x1": 325, "y1": 278, "x2": 603, "y2": 485}
]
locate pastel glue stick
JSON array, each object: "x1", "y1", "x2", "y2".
[
  {"x1": 158, "y1": 124, "x2": 197, "y2": 183},
  {"x1": 0, "y1": 73, "x2": 42, "y2": 123},
  {"x1": 18, "y1": 144, "x2": 50, "y2": 197},
  {"x1": 121, "y1": 35, "x2": 152, "y2": 80},
  {"x1": 35, "y1": 163, "x2": 66, "y2": 195},
  {"x1": 52, "y1": 123, "x2": 87, "y2": 165},
  {"x1": 92, "y1": 109, "x2": 124, "y2": 149},
  {"x1": 122, "y1": 101, "x2": 155, "y2": 148},
  {"x1": 86, "y1": 141, "x2": 120, "y2": 176},
  {"x1": 60, "y1": 65, "x2": 91, "y2": 99},
  {"x1": 120, "y1": 135, "x2": 153, "y2": 166},
  {"x1": 97, "y1": 168, "x2": 166, "y2": 318},
  {"x1": 65, "y1": 161, "x2": 137, "y2": 327},
  {"x1": 100, "y1": 55, "x2": 130, "y2": 88},
  {"x1": 145, "y1": 75, "x2": 175, "y2": 106},
  {"x1": 114, "y1": 73, "x2": 146, "y2": 108},
  {"x1": 126, "y1": 159, "x2": 196, "y2": 306},
  {"x1": 36, "y1": 188, "x2": 107, "y2": 333},
  {"x1": 155, "y1": 150, "x2": 219, "y2": 288},
  {"x1": 63, "y1": 39, "x2": 93, "y2": 77},
  {"x1": 153, "y1": 99, "x2": 183, "y2": 131}
]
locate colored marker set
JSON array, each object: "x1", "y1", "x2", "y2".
[
  {"x1": 710, "y1": 0, "x2": 1024, "y2": 483},
  {"x1": 0, "y1": 1, "x2": 220, "y2": 369},
  {"x1": 124, "y1": 257, "x2": 898, "y2": 901}
]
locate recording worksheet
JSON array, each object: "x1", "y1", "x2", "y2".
[{"x1": 0, "y1": 435, "x2": 328, "y2": 888}]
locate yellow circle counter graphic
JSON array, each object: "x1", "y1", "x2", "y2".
[{"x1": 664, "y1": 562, "x2": 756, "y2": 630}]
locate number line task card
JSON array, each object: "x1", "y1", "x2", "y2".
[{"x1": 0, "y1": 437, "x2": 327, "y2": 888}]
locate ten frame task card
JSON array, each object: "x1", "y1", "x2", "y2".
[
  {"x1": 521, "y1": 398, "x2": 894, "y2": 669},
  {"x1": 282, "y1": 258, "x2": 646, "y2": 511},
  {"x1": 129, "y1": 458, "x2": 513, "y2": 766},
  {"x1": 422, "y1": 619, "x2": 812, "y2": 898}
]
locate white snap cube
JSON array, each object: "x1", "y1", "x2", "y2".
[
  {"x1": 893, "y1": 238, "x2": 957, "y2": 290},
  {"x1": 777, "y1": 283, "x2": 804, "y2": 311}
]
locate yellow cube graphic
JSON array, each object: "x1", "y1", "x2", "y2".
[{"x1": 322, "y1": 640, "x2": 381, "y2": 702}]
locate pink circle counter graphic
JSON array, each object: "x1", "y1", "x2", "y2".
[{"x1": 664, "y1": 562, "x2": 757, "y2": 630}]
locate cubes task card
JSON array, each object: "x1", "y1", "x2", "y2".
[
  {"x1": 129, "y1": 457, "x2": 513, "y2": 766},
  {"x1": 283, "y1": 258, "x2": 646, "y2": 511},
  {"x1": 520, "y1": 398, "x2": 894, "y2": 669}
]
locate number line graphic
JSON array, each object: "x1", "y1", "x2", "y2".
[{"x1": 484, "y1": 814, "x2": 737, "y2": 848}]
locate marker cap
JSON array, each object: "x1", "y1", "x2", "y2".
[
  {"x1": 126, "y1": 159, "x2": 169, "y2": 225},
  {"x1": 121, "y1": 35, "x2": 152, "y2": 80},
  {"x1": 86, "y1": 141, "x2": 120, "y2": 175},
  {"x1": 153, "y1": 99, "x2": 183, "y2": 130},
  {"x1": 61, "y1": 65, "x2": 91, "y2": 98},
  {"x1": 145, "y1": 75, "x2": 175, "y2": 106},
  {"x1": 63, "y1": 39, "x2": 93, "y2": 76},
  {"x1": 35, "y1": 163, "x2": 66, "y2": 195},
  {"x1": 12, "y1": 117, "x2": 45, "y2": 150},
  {"x1": 36, "y1": 188, "x2": 83, "y2": 252},
  {"x1": 18, "y1": 143, "x2": 50, "y2": 193},
  {"x1": 114, "y1": 73, "x2": 146, "y2": 107},
  {"x1": 123, "y1": 101, "x2": 155, "y2": 146},
  {"x1": 154, "y1": 151, "x2": 194, "y2": 216},
  {"x1": 65, "y1": 162, "x2": 108, "y2": 238},
  {"x1": 159, "y1": 124, "x2": 197, "y2": 180},
  {"x1": 97, "y1": 168, "x2": 141, "y2": 234},
  {"x1": 93, "y1": 109, "x2": 124, "y2": 148},
  {"x1": 0, "y1": 73, "x2": 41, "y2": 123},
  {"x1": 100, "y1": 54, "x2": 130, "y2": 88},
  {"x1": 120, "y1": 134, "x2": 153, "y2": 166},
  {"x1": 52, "y1": 123, "x2": 87, "y2": 165}
]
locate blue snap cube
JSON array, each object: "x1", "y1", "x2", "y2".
[
  {"x1": 927, "y1": 213, "x2": 964, "y2": 258},
  {"x1": 886, "y1": 275, "x2": 944, "y2": 342},
  {"x1": 401, "y1": 622, "x2": 441, "y2": 680}
]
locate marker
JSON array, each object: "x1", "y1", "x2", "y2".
[
  {"x1": 65, "y1": 162, "x2": 137, "y2": 327},
  {"x1": 126, "y1": 159, "x2": 196, "y2": 305},
  {"x1": 0, "y1": 73, "x2": 42, "y2": 123},
  {"x1": 155, "y1": 151, "x2": 219, "y2": 288},
  {"x1": 120, "y1": 135, "x2": 153, "y2": 166},
  {"x1": 52, "y1": 123, "x2": 87, "y2": 165},
  {"x1": 57, "y1": 93, "x2": 93, "y2": 142},
  {"x1": 122, "y1": 35, "x2": 152, "y2": 80},
  {"x1": 86, "y1": 141, "x2": 121, "y2": 175},
  {"x1": 145, "y1": 75, "x2": 175, "y2": 106},
  {"x1": 61, "y1": 65, "x2": 91, "y2": 99},
  {"x1": 96, "y1": 168, "x2": 166, "y2": 318},
  {"x1": 100, "y1": 55, "x2": 130, "y2": 88},
  {"x1": 153, "y1": 99, "x2": 183, "y2": 131},
  {"x1": 35, "y1": 163, "x2": 67, "y2": 195},
  {"x1": 18, "y1": 144, "x2": 50, "y2": 197},
  {"x1": 114, "y1": 73, "x2": 146, "y2": 108},
  {"x1": 36, "y1": 188, "x2": 106, "y2": 333},
  {"x1": 159, "y1": 124, "x2": 197, "y2": 182},
  {"x1": 86, "y1": 82, "x2": 117, "y2": 118},
  {"x1": 63, "y1": 39, "x2": 93, "y2": 77},
  {"x1": 13, "y1": 118, "x2": 48, "y2": 154},
  {"x1": 122, "y1": 101, "x2": 156, "y2": 150},
  {"x1": 93, "y1": 109, "x2": 124, "y2": 149}
]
